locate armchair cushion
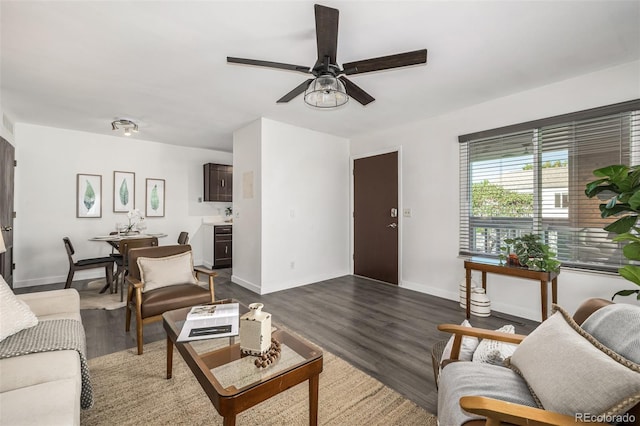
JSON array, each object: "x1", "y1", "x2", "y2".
[
  {"x1": 0, "y1": 276, "x2": 38, "y2": 342},
  {"x1": 438, "y1": 361, "x2": 538, "y2": 426},
  {"x1": 137, "y1": 251, "x2": 198, "y2": 293},
  {"x1": 139, "y1": 284, "x2": 212, "y2": 318},
  {"x1": 508, "y1": 305, "x2": 640, "y2": 417}
]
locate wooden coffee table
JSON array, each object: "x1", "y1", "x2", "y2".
[{"x1": 162, "y1": 300, "x2": 323, "y2": 426}]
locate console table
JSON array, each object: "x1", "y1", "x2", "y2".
[{"x1": 463, "y1": 257, "x2": 559, "y2": 321}]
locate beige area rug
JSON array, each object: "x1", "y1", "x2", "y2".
[
  {"x1": 81, "y1": 339, "x2": 437, "y2": 425},
  {"x1": 78, "y1": 279, "x2": 126, "y2": 310}
]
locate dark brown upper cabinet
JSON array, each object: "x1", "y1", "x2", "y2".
[{"x1": 204, "y1": 163, "x2": 233, "y2": 202}]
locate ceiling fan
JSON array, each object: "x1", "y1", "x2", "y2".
[{"x1": 227, "y1": 4, "x2": 427, "y2": 108}]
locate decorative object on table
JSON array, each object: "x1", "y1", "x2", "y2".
[
  {"x1": 239, "y1": 303, "x2": 272, "y2": 355},
  {"x1": 145, "y1": 178, "x2": 165, "y2": 217},
  {"x1": 499, "y1": 233, "x2": 561, "y2": 272},
  {"x1": 122, "y1": 209, "x2": 144, "y2": 235},
  {"x1": 76, "y1": 173, "x2": 102, "y2": 218},
  {"x1": 177, "y1": 302, "x2": 239, "y2": 342},
  {"x1": 225, "y1": 207, "x2": 232, "y2": 222},
  {"x1": 254, "y1": 338, "x2": 282, "y2": 368},
  {"x1": 470, "y1": 287, "x2": 491, "y2": 317},
  {"x1": 113, "y1": 171, "x2": 135, "y2": 213},
  {"x1": 585, "y1": 164, "x2": 640, "y2": 300}
]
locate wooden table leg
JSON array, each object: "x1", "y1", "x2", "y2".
[
  {"x1": 166, "y1": 336, "x2": 173, "y2": 379},
  {"x1": 465, "y1": 268, "x2": 472, "y2": 319},
  {"x1": 223, "y1": 415, "x2": 236, "y2": 426},
  {"x1": 481, "y1": 271, "x2": 487, "y2": 291},
  {"x1": 540, "y1": 280, "x2": 548, "y2": 321},
  {"x1": 309, "y1": 373, "x2": 319, "y2": 426},
  {"x1": 552, "y1": 278, "x2": 558, "y2": 305}
]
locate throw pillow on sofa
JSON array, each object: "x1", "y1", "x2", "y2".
[
  {"x1": 440, "y1": 319, "x2": 479, "y2": 363},
  {"x1": 508, "y1": 305, "x2": 640, "y2": 417},
  {"x1": 472, "y1": 324, "x2": 518, "y2": 366},
  {"x1": 0, "y1": 275, "x2": 38, "y2": 341}
]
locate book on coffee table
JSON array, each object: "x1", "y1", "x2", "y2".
[{"x1": 177, "y1": 303, "x2": 240, "y2": 342}]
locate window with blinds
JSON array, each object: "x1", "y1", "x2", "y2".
[{"x1": 459, "y1": 100, "x2": 640, "y2": 272}]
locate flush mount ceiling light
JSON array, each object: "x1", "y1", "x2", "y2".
[{"x1": 111, "y1": 119, "x2": 138, "y2": 136}]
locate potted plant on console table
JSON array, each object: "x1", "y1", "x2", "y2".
[
  {"x1": 585, "y1": 164, "x2": 640, "y2": 300},
  {"x1": 499, "y1": 233, "x2": 561, "y2": 273}
]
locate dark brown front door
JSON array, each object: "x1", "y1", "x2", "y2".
[
  {"x1": 0, "y1": 137, "x2": 15, "y2": 287},
  {"x1": 353, "y1": 151, "x2": 399, "y2": 284}
]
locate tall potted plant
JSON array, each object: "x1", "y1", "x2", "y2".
[{"x1": 585, "y1": 164, "x2": 640, "y2": 300}]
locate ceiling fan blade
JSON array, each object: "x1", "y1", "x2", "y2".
[
  {"x1": 342, "y1": 49, "x2": 427, "y2": 75},
  {"x1": 339, "y1": 77, "x2": 375, "y2": 106},
  {"x1": 227, "y1": 57, "x2": 310, "y2": 74},
  {"x1": 314, "y1": 4, "x2": 339, "y2": 68},
  {"x1": 277, "y1": 79, "x2": 314, "y2": 103}
]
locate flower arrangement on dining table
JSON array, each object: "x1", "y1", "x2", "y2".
[{"x1": 122, "y1": 209, "x2": 146, "y2": 234}]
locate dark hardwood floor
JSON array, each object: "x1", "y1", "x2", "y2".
[{"x1": 16, "y1": 270, "x2": 540, "y2": 415}]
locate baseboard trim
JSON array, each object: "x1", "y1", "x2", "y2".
[{"x1": 230, "y1": 275, "x2": 261, "y2": 294}]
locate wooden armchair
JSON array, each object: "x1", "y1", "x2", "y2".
[
  {"x1": 125, "y1": 244, "x2": 217, "y2": 354},
  {"x1": 435, "y1": 298, "x2": 638, "y2": 426}
]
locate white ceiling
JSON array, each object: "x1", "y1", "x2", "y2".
[{"x1": 2, "y1": 1, "x2": 639, "y2": 152}]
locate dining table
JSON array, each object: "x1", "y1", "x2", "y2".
[{"x1": 89, "y1": 233, "x2": 168, "y2": 293}]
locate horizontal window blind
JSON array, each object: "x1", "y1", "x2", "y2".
[{"x1": 459, "y1": 103, "x2": 640, "y2": 273}]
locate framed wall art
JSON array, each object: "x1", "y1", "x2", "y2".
[
  {"x1": 113, "y1": 171, "x2": 135, "y2": 213},
  {"x1": 77, "y1": 173, "x2": 102, "y2": 218},
  {"x1": 145, "y1": 178, "x2": 165, "y2": 217}
]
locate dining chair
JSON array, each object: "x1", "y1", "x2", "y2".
[
  {"x1": 177, "y1": 231, "x2": 189, "y2": 245},
  {"x1": 63, "y1": 237, "x2": 115, "y2": 292},
  {"x1": 112, "y1": 237, "x2": 158, "y2": 301},
  {"x1": 125, "y1": 244, "x2": 217, "y2": 354}
]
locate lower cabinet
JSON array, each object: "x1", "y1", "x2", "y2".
[{"x1": 213, "y1": 226, "x2": 232, "y2": 268}]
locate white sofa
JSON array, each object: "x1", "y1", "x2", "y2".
[{"x1": 0, "y1": 289, "x2": 84, "y2": 426}]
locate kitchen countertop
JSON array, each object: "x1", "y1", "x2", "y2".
[{"x1": 202, "y1": 221, "x2": 233, "y2": 226}]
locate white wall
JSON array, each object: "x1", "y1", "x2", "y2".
[
  {"x1": 231, "y1": 119, "x2": 262, "y2": 293},
  {"x1": 13, "y1": 123, "x2": 232, "y2": 287},
  {"x1": 261, "y1": 118, "x2": 350, "y2": 293},
  {"x1": 232, "y1": 118, "x2": 350, "y2": 294},
  {"x1": 351, "y1": 60, "x2": 640, "y2": 320}
]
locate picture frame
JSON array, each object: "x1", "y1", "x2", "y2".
[
  {"x1": 113, "y1": 171, "x2": 135, "y2": 213},
  {"x1": 77, "y1": 173, "x2": 102, "y2": 218},
  {"x1": 145, "y1": 178, "x2": 165, "y2": 217}
]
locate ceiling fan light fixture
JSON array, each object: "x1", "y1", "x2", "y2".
[{"x1": 304, "y1": 74, "x2": 348, "y2": 109}]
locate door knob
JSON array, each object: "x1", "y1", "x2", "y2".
[
  {"x1": 387, "y1": 223, "x2": 397, "y2": 229},
  {"x1": 1, "y1": 226, "x2": 12, "y2": 232}
]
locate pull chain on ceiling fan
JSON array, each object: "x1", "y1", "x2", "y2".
[{"x1": 227, "y1": 4, "x2": 428, "y2": 108}]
